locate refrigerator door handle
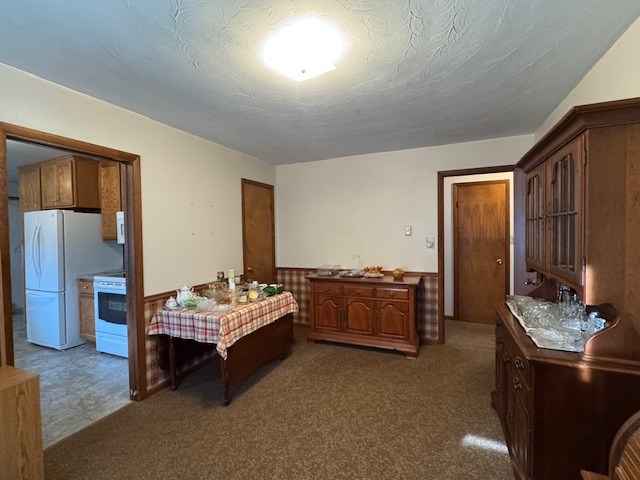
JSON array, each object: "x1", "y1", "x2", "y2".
[
  {"x1": 30, "y1": 222, "x2": 40, "y2": 279},
  {"x1": 35, "y1": 222, "x2": 42, "y2": 279}
]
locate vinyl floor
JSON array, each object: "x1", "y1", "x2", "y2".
[{"x1": 12, "y1": 314, "x2": 131, "y2": 448}]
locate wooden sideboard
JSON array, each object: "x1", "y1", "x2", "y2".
[
  {"x1": 0, "y1": 366, "x2": 44, "y2": 480},
  {"x1": 306, "y1": 274, "x2": 420, "y2": 357},
  {"x1": 493, "y1": 302, "x2": 640, "y2": 480}
]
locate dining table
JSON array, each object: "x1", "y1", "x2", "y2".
[{"x1": 148, "y1": 291, "x2": 299, "y2": 405}]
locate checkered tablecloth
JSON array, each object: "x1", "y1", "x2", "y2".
[{"x1": 147, "y1": 292, "x2": 299, "y2": 359}]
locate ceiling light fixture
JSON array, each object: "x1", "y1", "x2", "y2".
[{"x1": 261, "y1": 17, "x2": 347, "y2": 81}]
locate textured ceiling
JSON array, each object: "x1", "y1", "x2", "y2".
[{"x1": 1, "y1": 1, "x2": 639, "y2": 165}]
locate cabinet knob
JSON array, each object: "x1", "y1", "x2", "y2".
[
  {"x1": 355, "y1": 289, "x2": 361, "y2": 295},
  {"x1": 496, "y1": 258, "x2": 503, "y2": 265},
  {"x1": 513, "y1": 377, "x2": 522, "y2": 390},
  {"x1": 324, "y1": 287, "x2": 329, "y2": 293},
  {"x1": 389, "y1": 292, "x2": 395, "y2": 297}
]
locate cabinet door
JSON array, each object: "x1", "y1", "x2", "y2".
[
  {"x1": 547, "y1": 136, "x2": 584, "y2": 286},
  {"x1": 375, "y1": 300, "x2": 409, "y2": 339},
  {"x1": 18, "y1": 165, "x2": 42, "y2": 212},
  {"x1": 100, "y1": 162, "x2": 122, "y2": 241},
  {"x1": 525, "y1": 162, "x2": 546, "y2": 272},
  {"x1": 512, "y1": 388, "x2": 531, "y2": 479},
  {"x1": 78, "y1": 281, "x2": 96, "y2": 342},
  {"x1": 313, "y1": 295, "x2": 342, "y2": 332},
  {"x1": 40, "y1": 162, "x2": 58, "y2": 208},
  {"x1": 344, "y1": 298, "x2": 374, "y2": 335},
  {"x1": 494, "y1": 337, "x2": 508, "y2": 418},
  {"x1": 54, "y1": 158, "x2": 74, "y2": 207},
  {"x1": 40, "y1": 158, "x2": 74, "y2": 208}
]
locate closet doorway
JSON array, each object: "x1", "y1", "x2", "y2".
[{"x1": 453, "y1": 180, "x2": 509, "y2": 324}]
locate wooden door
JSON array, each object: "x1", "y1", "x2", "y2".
[
  {"x1": 241, "y1": 179, "x2": 276, "y2": 284},
  {"x1": 454, "y1": 181, "x2": 509, "y2": 324}
]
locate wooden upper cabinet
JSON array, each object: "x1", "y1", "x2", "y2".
[
  {"x1": 546, "y1": 136, "x2": 583, "y2": 286},
  {"x1": 40, "y1": 155, "x2": 100, "y2": 210},
  {"x1": 99, "y1": 161, "x2": 122, "y2": 241},
  {"x1": 18, "y1": 164, "x2": 42, "y2": 212}
]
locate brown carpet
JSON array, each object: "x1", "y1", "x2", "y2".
[{"x1": 44, "y1": 324, "x2": 513, "y2": 480}]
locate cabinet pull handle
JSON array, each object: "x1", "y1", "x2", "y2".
[
  {"x1": 513, "y1": 377, "x2": 522, "y2": 390},
  {"x1": 514, "y1": 356, "x2": 525, "y2": 369},
  {"x1": 524, "y1": 278, "x2": 537, "y2": 285}
]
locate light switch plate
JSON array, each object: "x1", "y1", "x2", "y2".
[
  {"x1": 426, "y1": 236, "x2": 435, "y2": 249},
  {"x1": 404, "y1": 225, "x2": 412, "y2": 236}
]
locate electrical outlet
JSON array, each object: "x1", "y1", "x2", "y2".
[
  {"x1": 426, "y1": 236, "x2": 435, "y2": 249},
  {"x1": 404, "y1": 225, "x2": 412, "y2": 236}
]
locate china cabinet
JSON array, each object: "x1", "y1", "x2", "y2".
[
  {"x1": 497, "y1": 97, "x2": 640, "y2": 479},
  {"x1": 307, "y1": 274, "x2": 420, "y2": 357}
]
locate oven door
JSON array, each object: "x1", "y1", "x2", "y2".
[{"x1": 94, "y1": 283, "x2": 127, "y2": 335}]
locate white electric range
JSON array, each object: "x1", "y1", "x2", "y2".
[{"x1": 93, "y1": 271, "x2": 127, "y2": 357}]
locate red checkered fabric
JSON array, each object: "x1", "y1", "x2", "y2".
[
  {"x1": 147, "y1": 292, "x2": 299, "y2": 359},
  {"x1": 277, "y1": 269, "x2": 315, "y2": 324}
]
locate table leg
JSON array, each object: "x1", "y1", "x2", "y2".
[{"x1": 168, "y1": 336, "x2": 178, "y2": 390}]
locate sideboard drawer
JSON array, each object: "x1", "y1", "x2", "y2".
[
  {"x1": 344, "y1": 286, "x2": 374, "y2": 297},
  {"x1": 376, "y1": 287, "x2": 409, "y2": 300},
  {"x1": 313, "y1": 283, "x2": 342, "y2": 296}
]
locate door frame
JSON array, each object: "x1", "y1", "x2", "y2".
[
  {"x1": 0, "y1": 123, "x2": 146, "y2": 400},
  {"x1": 452, "y1": 180, "x2": 510, "y2": 322},
  {"x1": 437, "y1": 165, "x2": 515, "y2": 343},
  {"x1": 241, "y1": 178, "x2": 276, "y2": 283}
]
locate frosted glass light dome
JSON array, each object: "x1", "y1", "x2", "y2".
[{"x1": 261, "y1": 17, "x2": 347, "y2": 81}]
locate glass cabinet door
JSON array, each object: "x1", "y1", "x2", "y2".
[
  {"x1": 547, "y1": 136, "x2": 584, "y2": 286},
  {"x1": 525, "y1": 162, "x2": 546, "y2": 272}
]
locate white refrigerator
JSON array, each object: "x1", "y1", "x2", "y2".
[{"x1": 24, "y1": 210, "x2": 124, "y2": 350}]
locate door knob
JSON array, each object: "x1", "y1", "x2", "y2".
[{"x1": 496, "y1": 258, "x2": 503, "y2": 265}]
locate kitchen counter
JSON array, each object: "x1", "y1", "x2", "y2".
[{"x1": 76, "y1": 269, "x2": 124, "y2": 281}]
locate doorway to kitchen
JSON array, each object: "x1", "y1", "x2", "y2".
[{"x1": 0, "y1": 123, "x2": 144, "y2": 447}]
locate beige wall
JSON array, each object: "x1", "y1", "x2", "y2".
[
  {"x1": 0, "y1": 63, "x2": 275, "y2": 295},
  {"x1": 275, "y1": 135, "x2": 533, "y2": 272},
  {"x1": 536, "y1": 16, "x2": 640, "y2": 139}
]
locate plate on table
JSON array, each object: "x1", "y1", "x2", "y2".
[
  {"x1": 364, "y1": 272, "x2": 384, "y2": 278},
  {"x1": 213, "y1": 304, "x2": 233, "y2": 314}
]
